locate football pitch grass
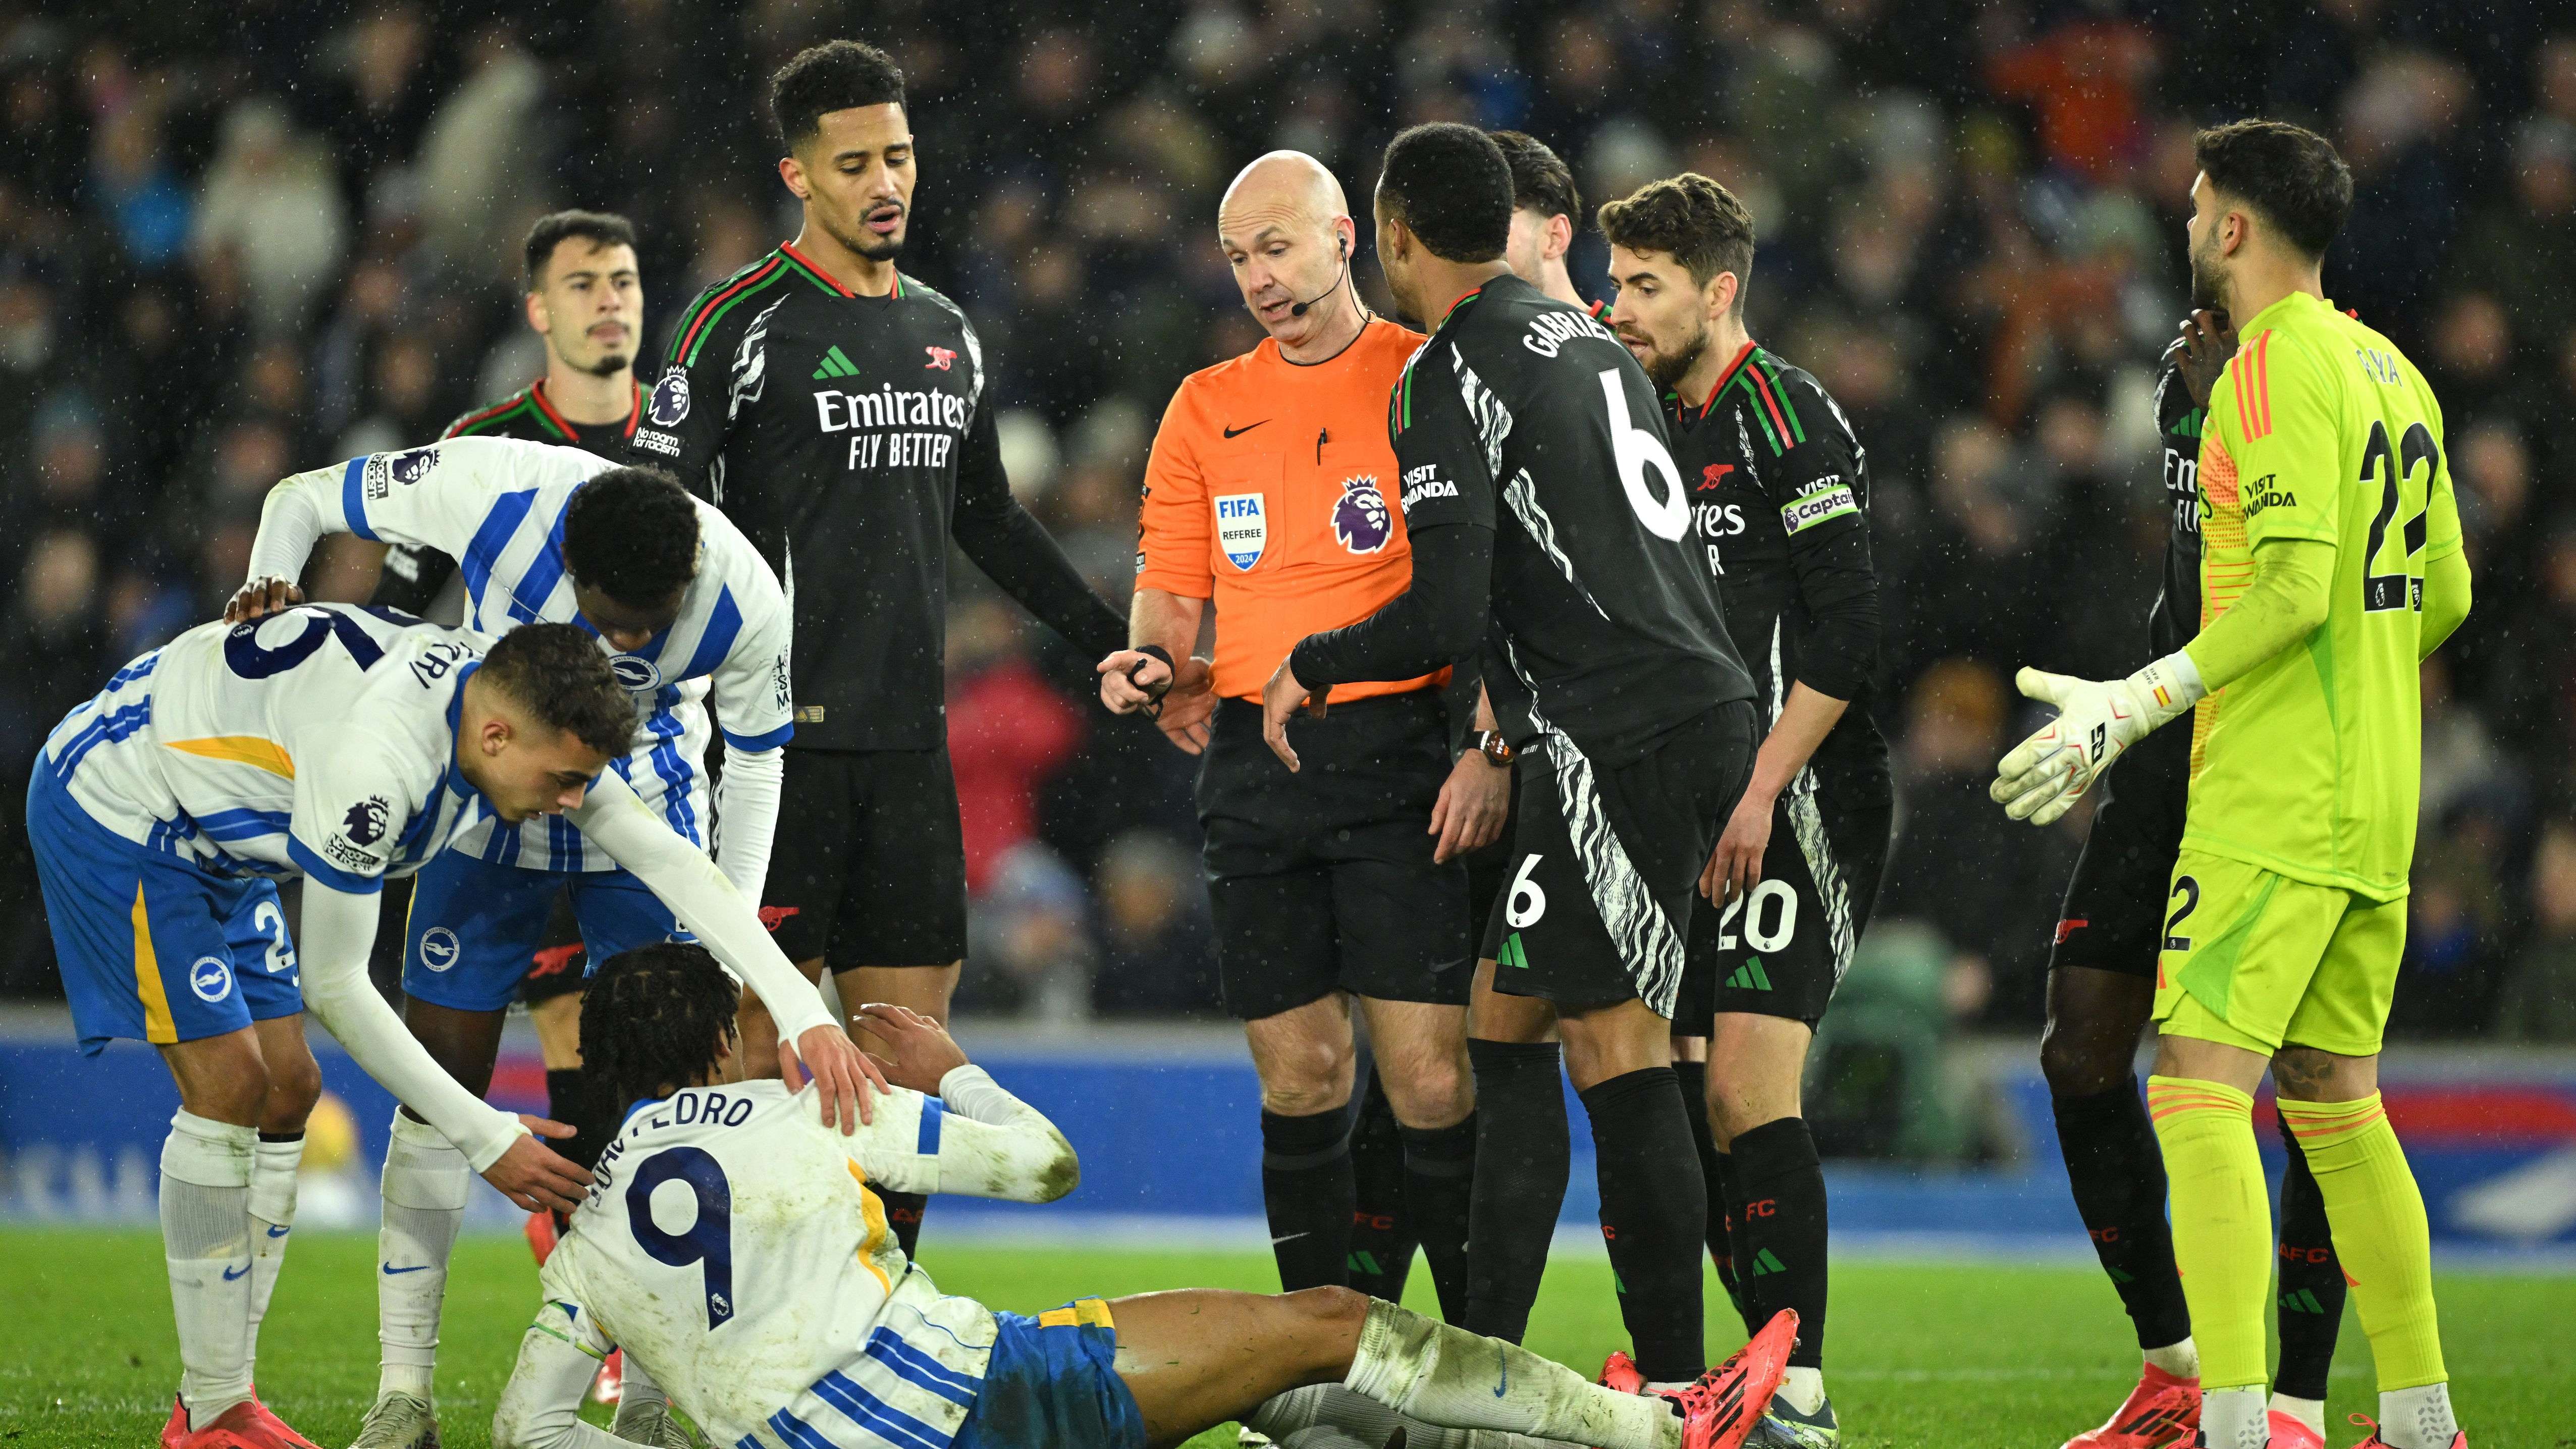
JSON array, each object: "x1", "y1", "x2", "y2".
[{"x1": 2, "y1": 1229, "x2": 2568, "y2": 1447}]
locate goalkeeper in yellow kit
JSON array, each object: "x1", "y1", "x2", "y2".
[{"x1": 1991, "y1": 121, "x2": 2473, "y2": 1449}]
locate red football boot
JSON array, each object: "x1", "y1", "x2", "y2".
[
  {"x1": 2063, "y1": 1362, "x2": 2201, "y2": 1449},
  {"x1": 1664, "y1": 1308, "x2": 1797, "y2": 1449},
  {"x1": 524, "y1": 1209, "x2": 562, "y2": 1266},
  {"x1": 162, "y1": 1394, "x2": 190, "y2": 1449},
  {"x1": 591, "y1": 1347, "x2": 624, "y2": 1405},
  {"x1": 178, "y1": 1400, "x2": 300, "y2": 1449},
  {"x1": 2267, "y1": 1409, "x2": 2325, "y2": 1449},
  {"x1": 2345, "y1": 1415, "x2": 2465, "y2": 1449},
  {"x1": 1598, "y1": 1349, "x2": 1647, "y2": 1394}
]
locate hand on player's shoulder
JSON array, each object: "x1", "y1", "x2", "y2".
[
  {"x1": 854, "y1": 1002, "x2": 970, "y2": 1094},
  {"x1": 224, "y1": 576, "x2": 304, "y2": 624}
]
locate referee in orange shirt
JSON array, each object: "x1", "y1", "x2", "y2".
[{"x1": 1101, "y1": 152, "x2": 1505, "y2": 1315}]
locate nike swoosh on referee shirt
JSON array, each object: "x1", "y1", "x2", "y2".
[{"x1": 1224, "y1": 421, "x2": 1269, "y2": 439}]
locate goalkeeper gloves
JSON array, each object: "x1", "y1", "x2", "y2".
[{"x1": 1990, "y1": 655, "x2": 2205, "y2": 826}]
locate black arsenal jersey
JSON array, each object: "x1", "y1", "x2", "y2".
[
  {"x1": 637, "y1": 243, "x2": 1124, "y2": 752},
  {"x1": 1663, "y1": 342, "x2": 1887, "y2": 783},
  {"x1": 1299, "y1": 275, "x2": 1753, "y2": 768},
  {"x1": 2149, "y1": 346, "x2": 2205, "y2": 659},
  {"x1": 367, "y1": 379, "x2": 645, "y2": 616}
]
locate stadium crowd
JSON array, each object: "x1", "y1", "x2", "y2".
[{"x1": 0, "y1": 0, "x2": 2570, "y2": 1050}]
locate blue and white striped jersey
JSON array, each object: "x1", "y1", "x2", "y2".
[
  {"x1": 44, "y1": 607, "x2": 492, "y2": 894},
  {"x1": 535, "y1": 1080, "x2": 999, "y2": 1449},
  {"x1": 257, "y1": 437, "x2": 793, "y2": 873}
]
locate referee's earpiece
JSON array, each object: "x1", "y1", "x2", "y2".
[{"x1": 1291, "y1": 234, "x2": 1354, "y2": 318}]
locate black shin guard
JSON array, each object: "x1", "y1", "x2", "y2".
[
  {"x1": 1729, "y1": 1116, "x2": 1830, "y2": 1369},
  {"x1": 2273, "y1": 1111, "x2": 2346, "y2": 1402},
  {"x1": 1261, "y1": 1106, "x2": 1356, "y2": 1291},
  {"x1": 1345, "y1": 1071, "x2": 1417, "y2": 1300},
  {"x1": 1464, "y1": 1039, "x2": 1569, "y2": 1341},
  {"x1": 2052, "y1": 1079, "x2": 2193, "y2": 1350},
  {"x1": 1581, "y1": 1066, "x2": 1707, "y2": 1384}
]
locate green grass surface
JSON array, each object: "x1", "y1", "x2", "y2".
[{"x1": 1, "y1": 1228, "x2": 2567, "y2": 1446}]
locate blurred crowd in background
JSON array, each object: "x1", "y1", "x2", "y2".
[{"x1": 2, "y1": 1, "x2": 2572, "y2": 1081}]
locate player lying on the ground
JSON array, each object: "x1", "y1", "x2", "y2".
[
  {"x1": 28, "y1": 610, "x2": 876, "y2": 1449},
  {"x1": 227, "y1": 436, "x2": 801, "y2": 1435},
  {"x1": 492, "y1": 942, "x2": 1798, "y2": 1449}
]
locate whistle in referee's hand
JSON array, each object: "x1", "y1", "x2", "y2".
[{"x1": 1128, "y1": 645, "x2": 1175, "y2": 719}]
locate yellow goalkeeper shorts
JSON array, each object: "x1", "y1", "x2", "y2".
[{"x1": 2151, "y1": 848, "x2": 2407, "y2": 1057}]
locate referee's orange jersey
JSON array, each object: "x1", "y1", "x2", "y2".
[{"x1": 1135, "y1": 317, "x2": 1443, "y2": 704}]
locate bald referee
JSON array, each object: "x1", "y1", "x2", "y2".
[{"x1": 1102, "y1": 153, "x2": 1503, "y2": 1317}]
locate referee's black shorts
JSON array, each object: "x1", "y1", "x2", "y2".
[
  {"x1": 1198, "y1": 692, "x2": 1473, "y2": 1021},
  {"x1": 2047, "y1": 717, "x2": 2189, "y2": 980},
  {"x1": 762, "y1": 745, "x2": 969, "y2": 969}
]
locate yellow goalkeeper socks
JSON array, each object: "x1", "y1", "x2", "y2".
[
  {"x1": 2277, "y1": 1095, "x2": 2448, "y2": 1393},
  {"x1": 2146, "y1": 1077, "x2": 2271, "y2": 1391}
]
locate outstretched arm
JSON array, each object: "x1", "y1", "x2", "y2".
[
  {"x1": 569, "y1": 769, "x2": 885, "y2": 1131},
  {"x1": 295, "y1": 883, "x2": 591, "y2": 1211}
]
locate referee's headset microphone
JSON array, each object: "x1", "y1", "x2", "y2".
[{"x1": 1289, "y1": 235, "x2": 1351, "y2": 318}]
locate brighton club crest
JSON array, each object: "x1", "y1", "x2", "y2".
[{"x1": 1333, "y1": 474, "x2": 1390, "y2": 555}]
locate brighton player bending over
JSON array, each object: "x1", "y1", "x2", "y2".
[
  {"x1": 493, "y1": 943, "x2": 1797, "y2": 1449},
  {"x1": 229, "y1": 437, "x2": 798, "y2": 1437},
  {"x1": 27, "y1": 612, "x2": 876, "y2": 1449}
]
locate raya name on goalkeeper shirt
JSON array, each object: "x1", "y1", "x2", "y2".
[{"x1": 2186, "y1": 291, "x2": 2463, "y2": 899}]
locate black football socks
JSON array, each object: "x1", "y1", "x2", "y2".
[
  {"x1": 1672, "y1": 1059, "x2": 1757, "y2": 1334},
  {"x1": 1464, "y1": 1039, "x2": 1570, "y2": 1341},
  {"x1": 1581, "y1": 1066, "x2": 1707, "y2": 1383},
  {"x1": 1729, "y1": 1116, "x2": 1830, "y2": 1370},
  {"x1": 1400, "y1": 1114, "x2": 1477, "y2": 1321},
  {"x1": 1346, "y1": 1072, "x2": 1417, "y2": 1300},
  {"x1": 2273, "y1": 1110, "x2": 2347, "y2": 1402},
  {"x1": 2054, "y1": 1078, "x2": 2193, "y2": 1351},
  {"x1": 1262, "y1": 1105, "x2": 1356, "y2": 1290}
]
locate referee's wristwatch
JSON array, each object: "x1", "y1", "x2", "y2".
[{"x1": 1468, "y1": 729, "x2": 1515, "y2": 767}]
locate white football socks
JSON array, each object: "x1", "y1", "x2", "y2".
[
  {"x1": 1343, "y1": 1299, "x2": 1681, "y2": 1449},
  {"x1": 2271, "y1": 1392, "x2": 2327, "y2": 1440},
  {"x1": 378, "y1": 1110, "x2": 469, "y2": 1401},
  {"x1": 2201, "y1": 1385, "x2": 2269, "y2": 1449},
  {"x1": 161, "y1": 1110, "x2": 256, "y2": 1428},
  {"x1": 2378, "y1": 1383, "x2": 2460, "y2": 1449},
  {"x1": 2144, "y1": 1336, "x2": 2201, "y2": 1380},
  {"x1": 244, "y1": 1132, "x2": 302, "y2": 1381},
  {"x1": 1777, "y1": 1367, "x2": 1826, "y2": 1417}
]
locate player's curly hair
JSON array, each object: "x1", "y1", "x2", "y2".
[
  {"x1": 1377, "y1": 123, "x2": 1513, "y2": 264},
  {"x1": 476, "y1": 623, "x2": 634, "y2": 760},
  {"x1": 582, "y1": 943, "x2": 741, "y2": 1107},
  {"x1": 1597, "y1": 173, "x2": 1756, "y2": 311},
  {"x1": 772, "y1": 39, "x2": 907, "y2": 152},
  {"x1": 1489, "y1": 131, "x2": 1582, "y2": 226},
  {"x1": 2194, "y1": 119, "x2": 2352, "y2": 260},
  {"x1": 562, "y1": 466, "x2": 700, "y2": 610}
]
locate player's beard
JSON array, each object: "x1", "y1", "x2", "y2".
[
  {"x1": 2187, "y1": 228, "x2": 2228, "y2": 313},
  {"x1": 832, "y1": 208, "x2": 906, "y2": 263},
  {"x1": 1641, "y1": 324, "x2": 1707, "y2": 391},
  {"x1": 586, "y1": 351, "x2": 629, "y2": 378}
]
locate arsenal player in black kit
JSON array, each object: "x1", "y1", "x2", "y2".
[
  {"x1": 635, "y1": 40, "x2": 1125, "y2": 1256},
  {"x1": 1601, "y1": 173, "x2": 1893, "y2": 1449},
  {"x1": 1263, "y1": 124, "x2": 1778, "y2": 1403},
  {"x1": 2038, "y1": 310, "x2": 2346, "y2": 1449}
]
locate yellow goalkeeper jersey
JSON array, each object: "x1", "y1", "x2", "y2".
[{"x1": 2185, "y1": 291, "x2": 2464, "y2": 901}]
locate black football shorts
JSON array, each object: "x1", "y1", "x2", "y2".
[
  {"x1": 1484, "y1": 702, "x2": 1757, "y2": 1018},
  {"x1": 1199, "y1": 693, "x2": 1473, "y2": 1021},
  {"x1": 763, "y1": 746, "x2": 969, "y2": 968},
  {"x1": 1674, "y1": 767, "x2": 1893, "y2": 1030},
  {"x1": 2048, "y1": 718, "x2": 2189, "y2": 980}
]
